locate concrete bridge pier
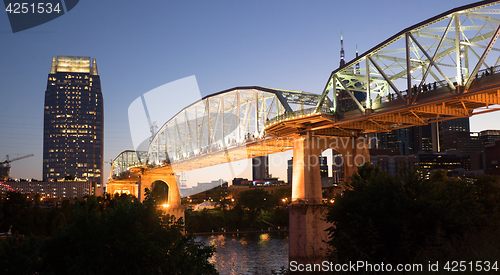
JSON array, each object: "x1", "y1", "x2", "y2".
[
  {"x1": 139, "y1": 172, "x2": 185, "y2": 224},
  {"x1": 289, "y1": 134, "x2": 370, "y2": 266}
]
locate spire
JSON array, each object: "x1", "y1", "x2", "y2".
[
  {"x1": 340, "y1": 32, "x2": 345, "y2": 68},
  {"x1": 355, "y1": 44, "x2": 360, "y2": 74}
]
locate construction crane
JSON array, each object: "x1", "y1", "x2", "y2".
[
  {"x1": 104, "y1": 159, "x2": 114, "y2": 180},
  {"x1": 0, "y1": 154, "x2": 34, "y2": 181}
]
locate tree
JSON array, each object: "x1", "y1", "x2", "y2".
[
  {"x1": 209, "y1": 188, "x2": 231, "y2": 211},
  {"x1": 270, "y1": 187, "x2": 291, "y2": 207},
  {"x1": 237, "y1": 188, "x2": 272, "y2": 227},
  {"x1": 0, "y1": 191, "x2": 31, "y2": 234},
  {"x1": 326, "y1": 163, "x2": 497, "y2": 264},
  {"x1": 0, "y1": 191, "x2": 218, "y2": 274}
]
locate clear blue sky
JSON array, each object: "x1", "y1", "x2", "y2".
[{"x1": 0, "y1": 0, "x2": 494, "y2": 185}]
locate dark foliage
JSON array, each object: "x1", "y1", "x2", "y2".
[
  {"x1": 326, "y1": 163, "x2": 500, "y2": 264},
  {"x1": 238, "y1": 189, "x2": 273, "y2": 228},
  {"x1": 0, "y1": 190, "x2": 218, "y2": 274}
]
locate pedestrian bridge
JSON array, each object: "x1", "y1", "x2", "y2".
[
  {"x1": 110, "y1": 87, "x2": 330, "y2": 180},
  {"x1": 113, "y1": 0, "x2": 500, "y2": 176},
  {"x1": 107, "y1": 0, "x2": 500, "y2": 265},
  {"x1": 108, "y1": 0, "x2": 500, "y2": 219}
]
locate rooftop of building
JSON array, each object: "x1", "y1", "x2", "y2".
[{"x1": 50, "y1": 55, "x2": 98, "y2": 75}]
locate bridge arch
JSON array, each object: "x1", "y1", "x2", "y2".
[
  {"x1": 146, "y1": 86, "x2": 331, "y2": 169},
  {"x1": 139, "y1": 172, "x2": 181, "y2": 208},
  {"x1": 110, "y1": 150, "x2": 146, "y2": 180},
  {"x1": 151, "y1": 180, "x2": 169, "y2": 205}
]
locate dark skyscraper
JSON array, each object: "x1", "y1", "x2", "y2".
[
  {"x1": 413, "y1": 124, "x2": 434, "y2": 152},
  {"x1": 440, "y1": 117, "x2": 470, "y2": 136},
  {"x1": 377, "y1": 128, "x2": 415, "y2": 155},
  {"x1": 252, "y1": 155, "x2": 269, "y2": 182},
  {"x1": 43, "y1": 56, "x2": 103, "y2": 185}
]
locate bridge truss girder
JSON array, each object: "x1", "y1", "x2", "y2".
[
  {"x1": 317, "y1": 0, "x2": 500, "y2": 118},
  {"x1": 143, "y1": 87, "x2": 328, "y2": 170}
]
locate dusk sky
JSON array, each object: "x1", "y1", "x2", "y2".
[{"x1": 1, "y1": 0, "x2": 496, "y2": 186}]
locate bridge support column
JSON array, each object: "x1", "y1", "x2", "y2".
[
  {"x1": 289, "y1": 135, "x2": 371, "y2": 266},
  {"x1": 289, "y1": 135, "x2": 329, "y2": 265},
  {"x1": 291, "y1": 135, "x2": 323, "y2": 204}
]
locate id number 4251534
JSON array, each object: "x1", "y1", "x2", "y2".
[{"x1": 5, "y1": 3, "x2": 61, "y2": 14}]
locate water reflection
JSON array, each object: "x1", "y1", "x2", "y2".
[{"x1": 196, "y1": 232, "x2": 289, "y2": 275}]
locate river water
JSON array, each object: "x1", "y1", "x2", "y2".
[{"x1": 195, "y1": 232, "x2": 289, "y2": 275}]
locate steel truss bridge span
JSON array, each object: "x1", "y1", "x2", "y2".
[
  {"x1": 111, "y1": 0, "x2": 500, "y2": 180},
  {"x1": 267, "y1": 0, "x2": 500, "y2": 138},
  {"x1": 111, "y1": 87, "x2": 330, "y2": 178}
]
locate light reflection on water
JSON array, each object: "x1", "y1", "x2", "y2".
[{"x1": 195, "y1": 232, "x2": 289, "y2": 275}]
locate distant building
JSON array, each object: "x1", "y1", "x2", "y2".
[
  {"x1": 413, "y1": 123, "x2": 435, "y2": 152},
  {"x1": 479, "y1": 130, "x2": 500, "y2": 147},
  {"x1": 287, "y1": 158, "x2": 293, "y2": 184},
  {"x1": 377, "y1": 128, "x2": 415, "y2": 155},
  {"x1": 369, "y1": 149, "x2": 465, "y2": 178},
  {"x1": 376, "y1": 118, "x2": 471, "y2": 155},
  {"x1": 43, "y1": 56, "x2": 103, "y2": 186},
  {"x1": 232, "y1": 178, "x2": 250, "y2": 186},
  {"x1": 416, "y1": 152, "x2": 463, "y2": 179},
  {"x1": 252, "y1": 155, "x2": 269, "y2": 182},
  {"x1": 3, "y1": 180, "x2": 98, "y2": 198},
  {"x1": 440, "y1": 117, "x2": 470, "y2": 136},
  {"x1": 369, "y1": 149, "x2": 416, "y2": 176},
  {"x1": 465, "y1": 130, "x2": 500, "y2": 171},
  {"x1": 332, "y1": 151, "x2": 345, "y2": 184},
  {"x1": 440, "y1": 131, "x2": 481, "y2": 171},
  {"x1": 441, "y1": 132, "x2": 480, "y2": 156},
  {"x1": 251, "y1": 177, "x2": 286, "y2": 186},
  {"x1": 485, "y1": 139, "x2": 500, "y2": 175},
  {"x1": 319, "y1": 156, "x2": 328, "y2": 178},
  {"x1": 180, "y1": 179, "x2": 227, "y2": 198}
]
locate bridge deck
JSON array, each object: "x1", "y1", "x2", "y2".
[{"x1": 265, "y1": 71, "x2": 500, "y2": 137}]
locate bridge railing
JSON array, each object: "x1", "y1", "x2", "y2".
[
  {"x1": 265, "y1": 105, "x2": 331, "y2": 128},
  {"x1": 368, "y1": 65, "x2": 500, "y2": 108},
  {"x1": 266, "y1": 64, "x2": 500, "y2": 129}
]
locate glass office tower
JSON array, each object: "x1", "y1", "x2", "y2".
[{"x1": 43, "y1": 56, "x2": 103, "y2": 186}]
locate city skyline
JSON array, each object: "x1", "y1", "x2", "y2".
[{"x1": 1, "y1": 0, "x2": 498, "y2": 186}]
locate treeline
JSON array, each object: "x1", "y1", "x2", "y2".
[
  {"x1": 327, "y1": 163, "x2": 500, "y2": 267},
  {"x1": 0, "y1": 191, "x2": 218, "y2": 275},
  {"x1": 186, "y1": 188, "x2": 291, "y2": 233}
]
